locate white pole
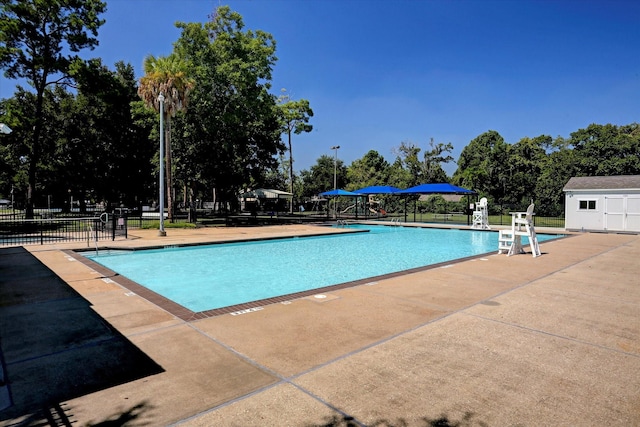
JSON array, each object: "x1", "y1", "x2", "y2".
[
  {"x1": 331, "y1": 145, "x2": 340, "y2": 218},
  {"x1": 158, "y1": 93, "x2": 166, "y2": 236}
]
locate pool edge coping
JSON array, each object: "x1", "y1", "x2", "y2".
[{"x1": 67, "y1": 227, "x2": 572, "y2": 321}]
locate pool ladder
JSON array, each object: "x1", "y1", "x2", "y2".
[
  {"x1": 337, "y1": 219, "x2": 348, "y2": 227},
  {"x1": 390, "y1": 218, "x2": 401, "y2": 226}
]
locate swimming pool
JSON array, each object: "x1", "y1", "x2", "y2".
[{"x1": 84, "y1": 225, "x2": 561, "y2": 313}]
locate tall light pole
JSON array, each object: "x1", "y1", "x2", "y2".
[
  {"x1": 331, "y1": 145, "x2": 340, "y2": 191},
  {"x1": 331, "y1": 145, "x2": 340, "y2": 218},
  {"x1": 158, "y1": 93, "x2": 166, "y2": 236}
]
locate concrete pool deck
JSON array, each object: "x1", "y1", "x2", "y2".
[{"x1": 0, "y1": 224, "x2": 639, "y2": 426}]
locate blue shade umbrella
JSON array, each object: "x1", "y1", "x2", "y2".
[
  {"x1": 353, "y1": 185, "x2": 402, "y2": 194},
  {"x1": 397, "y1": 183, "x2": 476, "y2": 223},
  {"x1": 320, "y1": 189, "x2": 362, "y2": 219},
  {"x1": 353, "y1": 185, "x2": 400, "y2": 218},
  {"x1": 398, "y1": 183, "x2": 476, "y2": 195},
  {"x1": 319, "y1": 189, "x2": 360, "y2": 196}
]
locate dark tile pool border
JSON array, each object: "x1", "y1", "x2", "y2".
[
  {"x1": 66, "y1": 249, "x2": 493, "y2": 321},
  {"x1": 67, "y1": 229, "x2": 571, "y2": 321}
]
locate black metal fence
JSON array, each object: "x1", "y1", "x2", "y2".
[
  {"x1": 387, "y1": 213, "x2": 564, "y2": 228},
  {"x1": 490, "y1": 214, "x2": 565, "y2": 229},
  {"x1": 0, "y1": 208, "x2": 566, "y2": 247},
  {"x1": 0, "y1": 213, "x2": 128, "y2": 246}
]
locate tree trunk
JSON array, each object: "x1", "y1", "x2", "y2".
[
  {"x1": 26, "y1": 86, "x2": 46, "y2": 219},
  {"x1": 165, "y1": 116, "x2": 174, "y2": 222}
]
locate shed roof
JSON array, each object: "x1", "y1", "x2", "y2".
[
  {"x1": 239, "y1": 188, "x2": 293, "y2": 199},
  {"x1": 563, "y1": 175, "x2": 640, "y2": 191}
]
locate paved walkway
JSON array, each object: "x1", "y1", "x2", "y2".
[{"x1": 0, "y1": 225, "x2": 639, "y2": 426}]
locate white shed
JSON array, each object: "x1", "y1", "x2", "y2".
[{"x1": 563, "y1": 175, "x2": 640, "y2": 232}]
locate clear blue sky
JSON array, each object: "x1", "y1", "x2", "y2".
[{"x1": 3, "y1": 0, "x2": 640, "y2": 176}]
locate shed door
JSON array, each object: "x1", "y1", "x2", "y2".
[
  {"x1": 626, "y1": 195, "x2": 640, "y2": 232},
  {"x1": 604, "y1": 196, "x2": 624, "y2": 231}
]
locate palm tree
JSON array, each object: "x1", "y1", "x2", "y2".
[{"x1": 138, "y1": 54, "x2": 193, "y2": 221}]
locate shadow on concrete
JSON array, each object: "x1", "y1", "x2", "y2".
[
  {"x1": 306, "y1": 411, "x2": 487, "y2": 427},
  {"x1": 1, "y1": 400, "x2": 154, "y2": 427},
  {"x1": 0, "y1": 247, "x2": 163, "y2": 423},
  {"x1": 87, "y1": 401, "x2": 152, "y2": 427}
]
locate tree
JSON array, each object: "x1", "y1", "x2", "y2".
[
  {"x1": 1, "y1": 60, "x2": 156, "y2": 212},
  {"x1": 64, "y1": 59, "x2": 156, "y2": 210},
  {"x1": 387, "y1": 157, "x2": 413, "y2": 191},
  {"x1": 0, "y1": 99, "x2": 14, "y2": 199},
  {"x1": 393, "y1": 138, "x2": 453, "y2": 186},
  {"x1": 278, "y1": 89, "x2": 313, "y2": 210},
  {"x1": 299, "y1": 155, "x2": 345, "y2": 199},
  {"x1": 393, "y1": 141, "x2": 422, "y2": 187},
  {"x1": 452, "y1": 130, "x2": 509, "y2": 204},
  {"x1": 138, "y1": 54, "x2": 194, "y2": 221},
  {"x1": 346, "y1": 150, "x2": 390, "y2": 190},
  {"x1": 535, "y1": 139, "x2": 577, "y2": 216},
  {"x1": 506, "y1": 135, "x2": 549, "y2": 207},
  {"x1": 260, "y1": 154, "x2": 288, "y2": 190},
  {"x1": 422, "y1": 138, "x2": 454, "y2": 183},
  {"x1": 570, "y1": 123, "x2": 640, "y2": 176},
  {"x1": 0, "y1": 86, "x2": 65, "y2": 209},
  {"x1": 0, "y1": 0, "x2": 106, "y2": 217},
  {"x1": 171, "y1": 6, "x2": 283, "y2": 211}
]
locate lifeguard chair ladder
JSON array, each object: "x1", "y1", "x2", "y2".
[{"x1": 498, "y1": 203, "x2": 541, "y2": 257}]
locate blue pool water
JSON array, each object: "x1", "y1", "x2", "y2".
[{"x1": 84, "y1": 225, "x2": 560, "y2": 312}]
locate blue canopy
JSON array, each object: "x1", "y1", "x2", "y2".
[
  {"x1": 319, "y1": 189, "x2": 360, "y2": 196},
  {"x1": 354, "y1": 185, "x2": 402, "y2": 194},
  {"x1": 398, "y1": 183, "x2": 476, "y2": 195}
]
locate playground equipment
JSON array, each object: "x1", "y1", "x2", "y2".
[
  {"x1": 369, "y1": 207, "x2": 387, "y2": 215},
  {"x1": 342, "y1": 204, "x2": 357, "y2": 213},
  {"x1": 310, "y1": 196, "x2": 327, "y2": 213},
  {"x1": 471, "y1": 197, "x2": 490, "y2": 230},
  {"x1": 498, "y1": 203, "x2": 541, "y2": 257},
  {"x1": 367, "y1": 195, "x2": 387, "y2": 216}
]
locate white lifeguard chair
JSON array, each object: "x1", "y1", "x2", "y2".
[
  {"x1": 472, "y1": 197, "x2": 490, "y2": 230},
  {"x1": 498, "y1": 203, "x2": 541, "y2": 257}
]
